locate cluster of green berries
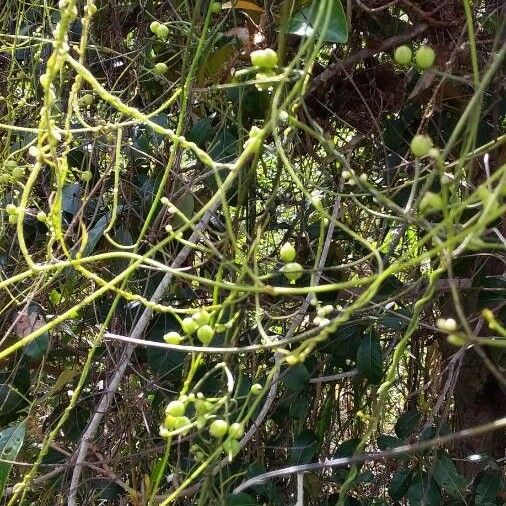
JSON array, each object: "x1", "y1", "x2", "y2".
[
  {"x1": 163, "y1": 309, "x2": 215, "y2": 345},
  {"x1": 278, "y1": 242, "x2": 303, "y2": 284},
  {"x1": 250, "y1": 48, "x2": 279, "y2": 91},
  {"x1": 1, "y1": 160, "x2": 24, "y2": 183},
  {"x1": 394, "y1": 45, "x2": 436, "y2": 70},
  {"x1": 160, "y1": 389, "x2": 258, "y2": 460}
]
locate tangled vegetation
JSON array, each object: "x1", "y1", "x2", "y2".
[{"x1": 0, "y1": 0, "x2": 505, "y2": 504}]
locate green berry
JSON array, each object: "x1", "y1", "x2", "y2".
[
  {"x1": 80, "y1": 93, "x2": 94, "y2": 107},
  {"x1": 447, "y1": 334, "x2": 467, "y2": 347},
  {"x1": 209, "y1": 419, "x2": 228, "y2": 438},
  {"x1": 164, "y1": 414, "x2": 177, "y2": 429},
  {"x1": 211, "y1": 2, "x2": 222, "y2": 13},
  {"x1": 250, "y1": 383, "x2": 262, "y2": 395},
  {"x1": 195, "y1": 399, "x2": 213, "y2": 415},
  {"x1": 36, "y1": 211, "x2": 47, "y2": 222},
  {"x1": 165, "y1": 400, "x2": 185, "y2": 417},
  {"x1": 410, "y1": 134, "x2": 433, "y2": 158},
  {"x1": 197, "y1": 325, "x2": 215, "y2": 345},
  {"x1": 8, "y1": 214, "x2": 17, "y2": 224},
  {"x1": 150, "y1": 21, "x2": 161, "y2": 34},
  {"x1": 281, "y1": 262, "x2": 303, "y2": 283},
  {"x1": 173, "y1": 416, "x2": 191, "y2": 431},
  {"x1": 164, "y1": 331, "x2": 183, "y2": 344},
  {"x1": 156, "y1": 24, "x2": 169, "y2": 39},
  {"x1": 394, "y1": 45, "x2": 412, "y2": 66},
  {"x1": 228, "y1": 422, "x2": 244, "y2": 439},
  {"x1": 181, "y1": 317, "x2": 197, "y2": 335},
  {"x1": 87, "y1": 4, "x2": 98, "y2": 15},
  {"x1": 420, "y1": 191, "x2": 443, "y2": 214},
  {"x1": 223, "y1": 438, "x2": 241, "y2": 460},
  {"x1": 12, "y1": 167, "x2": 24, "y2": 179},
  {"x1": 81, "y1": 170, "x2": 93, "y2": 182},
  {"x1": 4, "y1": 160, "x2": 17, "y2": 169},
  {"x1": 6, "y1": 203, "x2": 17, "y2": 215},
  {"x1": 415, "y1": 46, "x2": 435, "y2": 69},
  {"x1": 192, "y1": 310, "x2": 210, "y2": 326},
  {"x1": 153, "y1": 62, "x2": 168, "y2": 75},
  {"x1": 250, "y1": 48, "x2": 278, "y2": 69},
  {"x1": 279, "y1": 242, "x2": 296, "y2": 263},
  {"x1": 285, "y1": 354, "x2": 300, "y2": 365}
]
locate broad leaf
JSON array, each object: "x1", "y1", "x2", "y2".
[
  {"x1": 356, "y1": 332, "x2": 383, "y2": 384},
  {"x1": 0, "y1": 421, "x2": 25, "y2": 497},
  {"x1": 407, "y1": 473, "x2": 441, "y2": 506},
  {"x1": 287, "y1": 0, "x2": 348, "y2": 43},
  {"x1": 474, "y1": 470, "x2": 502, "y2": 505},
  {"x1": 395, "y1": 410, "x2": 422, "y2": 438},
  {"x1": 289, "y1": 430, "x2": 318, "y2": 464},
  {"x1": 431, "y1": 455, "x2": 467, "y2": 499},
  {"x1": 389, "y1": 469, "x2": 413, "y2": 500}
]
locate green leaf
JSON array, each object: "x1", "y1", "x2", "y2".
[
  {"x1": 356, "y1": 332, "x2": 383, "y2": 384},
  {"x1": 377, "y1": 434, "x2": 405, "y2": 451},
  {"x1": 25, "y1": 332, "x2": 49, "y2": 360},
  {"x1": 395, "y1": 410, "x2": 422, "y2": 438},
  {"x1": 407, "y1": 473, "x2": 441, "y2": 506},
  {"x1": 282, "y1": 363, "x2": 310, "y2": 391},
  {"x1": 474, "y1": 470, "x2": 501, "y2": 505},
  {"x1": 389, "y1": 469, "x2": 413, "y2": 500},
  {"x1": 289, "y1": 430, "x2": 318, "y2": 464},
  {"x1": 334, "y1": 438, "x2": 361, "y2": 458},
  {"x1": 0, "y1": 421, "x2": 25, "y2": 497},
  {"x1": 146, "y1": 314, "x2": 185, "y2": 384},
  {"x1": 431, "y1": 455, "x2": 467, "y2": 499},
  {"x1": 82, "y1": 214, "x2": 109, "y2": 257},
  {"x1": 226, "y1": 493, "x2": 259, "y2": 506},
  {"x1": 287, "y1": 0, "x2": 348, "y2": 43}
]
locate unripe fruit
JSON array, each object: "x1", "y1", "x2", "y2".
[
  {"x1": 192, "y1": 310, "x2": 210, "y2": 326},
  {"x1": 173, "y1": 416, "x2": 191, "y2": 431},
  {"x1": 420, "y1": 191, "x2": 443, "y2": 214},
  {"x1": 228, "y1": 422, "x2": 244, "y2": 439},
  {"x1": 197, "y1": 324, "x2": 215, "y2": 345},
  {"x1": 164, "y1": 414, "x2": 177, "y2": 429},
  {"x1": 8, "y1": 214, "x2": 17, "y2": 224},
  {"x1": 12, "y1": 167, "x2": 24, "y2": 179},
  {"x1": 80, "y1": 93, "x2": 94, "y2": 107},
  {"x1": 250, "y1": 383, "x2": 262, "y2": 395},
  {"x1": 153, "y1": 62, "x2": 168, "y2": 75},
  {"x1": 156, "y1": 24, "x2": 169, "y2": 39},
  {"x1": 447, "y1": 334, "x2": 467, "y2": 347},
  {"x1": 415, "y1": 46, "x2": 435, "y2": 69},
  {"x1": 150, "y1": 21, "x2": 161, "y2": 34},
  {"x1": 88, "y1": 4, "x2": 98, "y2": 15},
  {"x1": 6, "y1": 204, "x2": 17, "y2": 215},
  {"x1": 164, "y1": 331, "x2": 183, "y2": 344},
  {"x1": 4, "y1": 160, "x2": 17, "y2": 169},
  {"x1": 250, "y1": 48, "x2": 278, "y2": 69},
  {"x1": 211, "y1": 2, "x2": 222, "y2": 13},
  {"x1": 195, "y1": 399, "x2": 213, "y2": 415},
  {"x1": 394, "y1": 45, "x2": 412, "y2": 66},
  {"x1": 36, "y1": 211, "x2": 47, "y2": 222},
  {"x1": 165, "y1": 400, "x2": 185, "y2": 417},
  {"x1": 181, "y1": 317, "x2": 197, "y2": 335},
  {"x1": 81, "y1": 170, "x2": 93, "y2": 182},
  {"x1": 279, "y1": 242, "x2": 296, "y2": 263},
  {"x1": 281, "y1": 262, "x2": 303, "y2": 283},
  {"x1": 209, "y1": 419, "x2": 229, "y2": 438},
  {"x1": 436, "y1": 318, "x2": 457, "y2": 333},
  {"x1": 285, "y1": 354, "x2": 300, "y2": 365},
  {"x1": 223, "y1": 438, "x2": 241, "y2": 460},
  {"x1": 410, "y1": 134, "x2": 433, "y2": 158}
]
